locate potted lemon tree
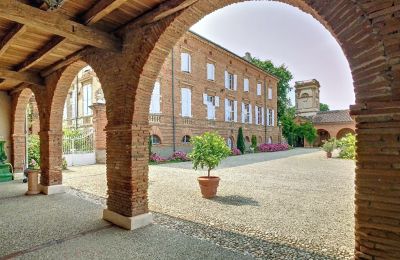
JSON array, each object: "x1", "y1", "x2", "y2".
[{"x1": 189, "y1": 132, "x2": 231, "y2": 198}]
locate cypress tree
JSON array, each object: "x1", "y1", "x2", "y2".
[{"x1": 237, "y1": 127, "x2": 246, "y2": 154}]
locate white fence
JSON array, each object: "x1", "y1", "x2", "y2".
[{"x1": 63, "y1": 128, "x2": 95, "y2": 167}]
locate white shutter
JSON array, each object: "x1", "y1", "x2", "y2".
[
  {"x1": 268, "y1": 88, "x2": 273, "y2": 99},
  {"x1": 181, "y1": 88, "x2": 185, "y2": 116},
  {"x1": 241, "y1": 103, "x2": 245, "y2": 123},
  {"x1": 244, "y1": 78, "x2": 249, "y2": 92},
  {"x1": 262, "y1": 107, "x2": 265, "y2": 125},
  {"x1": 257, "y1": 83, "x2": 262, "y2": 96},
  {"x1": 234, "y1": 74, "x2": 238, "y2": 91},
  {"x1": 255, "y1": 105, "x2": 259, "y2": 125},
  {"x1": 249, "y1": 105, "x2": 252, "y2": 124},
  {"x1": 187, "y1": 89, "x2": 192, "y2": 117},
  {"x1": 234, "y1": 100, "x2": 238, "y2": 122},
  {"x1": 211, "y1": 64, "x2": 215, "y2": 80},
  {"x1": 181, "y1": 53, "x2": 186, "y2": 72},
  {"x1": 188, "y1": 54, "x2": 191, "y2": 73},
  {"x1": 266, "y1": 108, "x2": 270, "y2": 126},
  {"x1": 203, "y1": 93, "x2": 208, "y2": 105},
  {"x1": 272, "y1": 109, "x2": 275, "y2": 126},
  {"x1": 224, "y1": 99, "x2": 229, "y2": 121},
  {"x1": 225, "y1": 71, "x2": 229, "y2": 89},
  {"x1": 215, "y1": 96, "x2": 220, "y2": 107}
]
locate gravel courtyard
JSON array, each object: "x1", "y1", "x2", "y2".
[{"x1": 64, "y1": 148, "x2": 355, "y2": 259}]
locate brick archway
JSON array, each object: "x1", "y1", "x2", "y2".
[
  {"x1": 337, "y1": 128, "x2": 356, "y2": 140},
  {"x1": 121, "y1": 1, "x2": 399, "y2": 257},
  {"x1": 11, "y1": 88, "x2": 37, "y2": 172}
]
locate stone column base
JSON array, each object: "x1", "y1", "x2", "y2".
[
  {"x1": 103, "y1": 209, "x2": 153, "y2": 230},
  {"x1": 40, "y1": 184, "x2": 65, "y2": 195}
]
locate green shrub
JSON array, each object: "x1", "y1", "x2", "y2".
[
  {"x1": 237, "y1": 127, "x2": 246, "y2": 154},
  {"x1": 28, "y1": 134, "x2": 40, "y2": 168},
  {"x1": 188, "y1": 132, "x2": 231, "y2": 177},
  {"x1": 337, "y1": 133, "x2": 356, "y2": 160},
  {"x1": 251, "y1": 135, "x2": 257, "y2": 149},
  {"x1": 322, "y1": 138, "x2": 337, "y2": 153}
]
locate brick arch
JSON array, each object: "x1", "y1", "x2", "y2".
[
  {"x1": 11, "y1": 88, "x2": 36, "y2": 171},
  {"x1": 336, "y1": 128, "x2": 356, "y2": 140},
  {"x1": 150, "y1": 126, "x2": 164, "y2": 143}
]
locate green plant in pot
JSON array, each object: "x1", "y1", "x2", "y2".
[
  {"x1": 322, "y1": 138, "x2": 337, "y2": 158},
  {"x1": 189, "y1": 132, "x2": 231, "y2": 198}
]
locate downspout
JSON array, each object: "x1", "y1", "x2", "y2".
[
  {"x1": 171, "y1": 48, "x2": 176, "y2": 152},
  {"x1": 264, "y1": 78, "x2": 267, "y2": 142}
]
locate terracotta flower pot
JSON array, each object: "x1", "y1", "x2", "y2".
[
  {"x1": 326, "y1": 151, "x2": 332, "y2": 158},
  {"x1": 197, "y1": 176, "x2": 220, "y2": 198}
]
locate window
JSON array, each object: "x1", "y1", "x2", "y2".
[
  {"x1": 181, "y1": 53, "x2": 191, "y2": 72},
  {"x1": 225, "y1": 99, "x2": 236, "y2": 122},
  {"x1": 151, "y1": 135, "x2": 161, "y2": 145},
  {"x1": 268, "y1": 137, "x2": 273, "y2": 144},
  {"x1": 225, "y1": 71, "x2": 237, "y2": 90},
  {"x1": 182, "y1": 135, "x2": 191, "y2": 144},
  {"x1": 181, "y1": 88, "x2": 192, "y2": 117},
  {"x1": 244, "y1": 78, "x2": 249, "y2": 92},
  {"x1": 267, "y1": 109, "x2": 275, "y2": 126},
  {"x1": 268, "y1": 88, "x2": 273, "y2": 100},
  {"x1": 203, "y1": 94, "x2": 219, "y2": 120},
  {"x1": 82, "y1": 84, "x2": 92, "y2": 116},
  {"x1": 227, "y1": 137, "x2": 234, "y2": 149},
  {"x1": 207, "y1": 63, "x2": 215, "y2": 80},
  {"x1": 256, "y1": 106, "x2": 262, "y2": 125},
  {"x1": 150, "y1": 81, "x2": 161, "y2": 114},
  {"x1": 242, "y1": 103, "x2": 250, "y2": 123},
  {"x1": 257, "y1": 83, "x2": 262, "y2": 96},
  {"x1": 245, "y1": 136, "x2": 250, "y2": 143}
]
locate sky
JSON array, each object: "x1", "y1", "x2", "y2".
[{"x1": 190, "y1": 1, "x2": 355, "y2": 110}]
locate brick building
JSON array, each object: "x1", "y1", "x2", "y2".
[
  {"x1": 62, "y1": 31, "x2": 280, "y2": 157},
  {"x1": 294, "y1": 79, "x2": 356, "y2": 147}
]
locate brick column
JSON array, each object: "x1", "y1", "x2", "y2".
[
  {"x1": 12, "y1": 134, "x2": 26, "y2": 171},
  {"x1": 39, "y1": 130, "x2": 65, "y2": 195},
  {"x1": 91, "y1": 103, "x2": 107, "y2": 164},
  {"x1": 102, "y1": 123, "x2": 152, "y2": 230}
]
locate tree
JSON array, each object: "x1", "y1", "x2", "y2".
[
  {"x1": 249, "y1": 57, "x2": 293, "y2": 118},
  {"x1": 320, "y1": 103, "x2": 330, "y2": 112},
  {"x1": 237, "y1": 127, "x2": 246, "y2": 154},
  {"x1": 298, "y1": 122, "x2": 317, "y2": 144},
  {"x1": 251, "y1": 135, "x2": 257, "y2": 149},
  {"x1": 189, "y1": 132, "x2": 231, "y2": 177}
]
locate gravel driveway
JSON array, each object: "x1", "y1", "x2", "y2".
[{"x1": 64, "y1": 148, "x2": 355, "y2": 259}]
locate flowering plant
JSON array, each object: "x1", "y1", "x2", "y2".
[
  {"x1": 149, "y1": 153, "x2": 167, "y2": 163},
  {"x1": 231, "y1": 148, "x2": 242, "y2": 156},
  {"x1": 258, "y1": 143, "x2": 289, "y2": 152},
  {"x1": 170, "y1": 151, "x2": 190, "y2": 161}
]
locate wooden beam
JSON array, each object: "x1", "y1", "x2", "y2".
[
  {"x1": 82, "y1": 0, "x2": 129, "y2": 25},
  {"x1": 9, "y1": 83, "x2": 29, "y2": 95},
  {"x1": 0, "y1": 68, "x2": 44, "y2": 87},
  {"x1": 0, "y1": 23, "x2": 26, "y2": 57},
  {"x1": 0, "y1": 0, "x2": 121, "y2": 52},
  {"x1": 15, "y1": 36, "x2": 65, "y2": 72},
  {"x1": 40, "y1": 47, "x2": 88, "y2": 78},
  {"x1": 118, "y1": 0, "x2": 199, "y2": 32}
]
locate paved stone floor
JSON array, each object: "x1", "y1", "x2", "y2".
[{"x1": 63, "y1": 148, "x2": 355, "y2": 259}]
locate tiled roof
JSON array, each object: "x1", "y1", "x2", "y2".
[{"x1": 312, "y1": 110, "x2": 353, "y2": 124}]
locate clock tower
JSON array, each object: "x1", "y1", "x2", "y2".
[{"x1": 295, "y1": 79, "x2": 320, "y2": 117}]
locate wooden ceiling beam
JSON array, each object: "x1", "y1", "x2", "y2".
[
  {"x1": 0, "y1": 69, "x2": 44, "y2": 87},
  {"x1": 0, "y1": 0, "x2": 121, "y2": 52},
  {"x1": 0, "y1": 23, "x2": 26, "y2": 57},
  {"x1": 82, "y1": 0, "x2": 129, "y2": 25},
  {"x1": 118, "y1": 0, "x2": 199, "y2": 33}
]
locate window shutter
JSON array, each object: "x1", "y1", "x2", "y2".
[
  {"x1": 234, "y1": 100, "x2": 238, "y2": 122},
  {"x1": 272, "y1": 109, "x2": 275, "y2": 126},
  {"x1": 215, "y1": 96, "x2": 220, "y2": 107},
  {"x1": 262, "y1": 107, "x2": 265, "y2": 125},
  {"x1": 224, "y1": 99, "x2": 229, "y2": 121},
  {"x1": 203, "y1": 93, "x2": 208, "y2": 105},
  {"x1": 188, "y1": 54, "x2": 191, "y2": 73},
  {"x1": 268, "y1": 88, "x2": 273, "y2": 99},
  {"x1": 266, "y1": 109, "x2": 270, "y2": 126},
  {"x1": 244, "y1": 78, "x2": 249, "y2": 92},
  {"x1": 187, "y1": 89, "x2": 192, "y2": 117},
  {"x1": 234, "y1": 75, "x2": 238, "y2": 91},
  {"x1": 257, "y1": 83, "x2": 261, "y2": 96},
  {"x1": 181, "y1": 53, "x2": 186, "y2": 72},
  {"x1": 249, "y1": 104, "x2": 252, "y2": 124},
  {"x1": 241, "y1": 103, "x2": 245, "y2": 123},
  {"x1": 255, "y1": 105, "x2": 259, "y2": 125},
  {"x1": 211, "y1": 64, "x2": 215, "y2": 80},
  {"x1": 225, "y1": 71, "x2": 229, "y2": 89},
  {"x1": 181, "y1": 88, "x2": 185, "y2": 116}
]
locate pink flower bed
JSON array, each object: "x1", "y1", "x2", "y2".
[
  {"x1": 170, "y1": 151, "x2": 190, "y2": 161},
  {"x1": 258, "y1": 143, "x2": 289, "y2": 152},
  {"x1": 231, "y1": 148, "x2": 242, "y2": 156},
  {"x1": 150, "y1": 153, "x2": 167, "y2": 163}
]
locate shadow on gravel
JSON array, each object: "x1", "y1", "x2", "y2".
[
  {"x1": 211, "y1": 195, "x2": 259, "y2": 206},
  {"x1": 153, "y1": 211, "x2": 340, "y2": 260}
]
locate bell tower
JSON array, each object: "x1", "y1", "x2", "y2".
[{"x1": 295, "y1": 79, "x2": 320, "y2": 117}]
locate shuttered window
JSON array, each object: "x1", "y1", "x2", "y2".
[
  {"x1": 181, "y1": 53, "x2": 191, "y2": 72},
  {"x1": 149, "y1": 81, "x2": 161, "y2": 114},
  {"x1": 181, "y1": 88, "x2": 192, "y2": 117},
  {"x1": 207, "y1": 63, "x2": 215, "y2": 80}
]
